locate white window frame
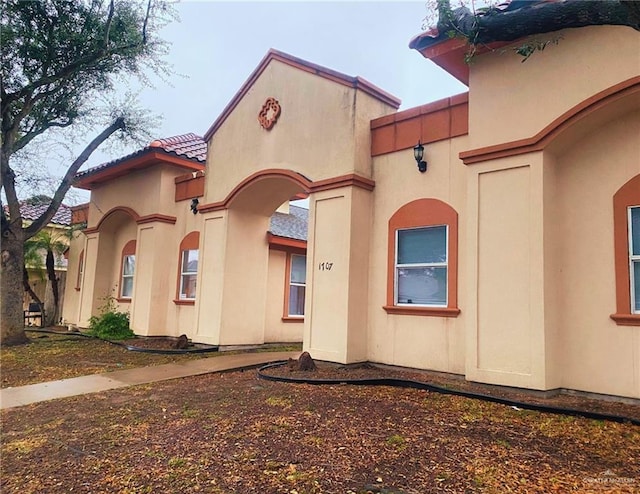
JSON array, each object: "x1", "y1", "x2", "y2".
[
  {"x1": 629, "y1": 206, "x2": 640, "y2": 314},
  {"x1": 395, "y1": 225, "x2": 448, "y2": 308},
  {"x1": 121, "y1": 254, "x2": 135, "y2": 299},
  {"x1": 179, "y1": 249, "x2": 198, "y2": 300},
  {"x1": 288, "y1": 254, "x2": 306, "y2": 317}
]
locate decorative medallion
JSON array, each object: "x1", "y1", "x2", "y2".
[{"x1": 258, "y1": 97, "x2": 281, "y2": 130}]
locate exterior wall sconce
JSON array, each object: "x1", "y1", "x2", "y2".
[
  {"x1": 414, "y1": 141, "x2": 427, "y2": 173},
  {"x1": 190, "y1": 198, "x2": 199, "y2": 215}
]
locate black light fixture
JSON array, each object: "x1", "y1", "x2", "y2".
[
  {"x1": 190, "y1": 197, "x2": 199, "y2": 215},
  {"x1": 413, "y1": 140, "x2": 427, "y2": 173}
]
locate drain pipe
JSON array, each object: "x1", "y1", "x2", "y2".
[{"x1": 257, "y1": 361, "x2": 640, "y2": 426}]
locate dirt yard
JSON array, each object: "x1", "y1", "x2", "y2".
[{"x1": 1, "y1": 334, "x2": 639, "y2": 493}]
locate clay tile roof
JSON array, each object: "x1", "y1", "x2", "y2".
[
  {"x1": 3, "y1": 201, "x2": 72, "y2": 226},
  {"x1": 75, "y1": 133, "x2": 206, "y2": 181},
  {"x1": 148, "y1": 133, "x2": 207, "y2": 161},
  {"x1": 269, "y1": 204, "x2": 308, "y2": 241}
]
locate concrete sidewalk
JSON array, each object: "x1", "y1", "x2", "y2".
[{"x1": 0, "y1": 351, "x2": 298, "y2": 410}]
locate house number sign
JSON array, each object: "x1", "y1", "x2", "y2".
[{"x1": 318, "y1": 262, "x2": 333, "y2": 271}]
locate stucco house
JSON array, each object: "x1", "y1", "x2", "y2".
[{"x1": 64, "y1": 18, "x2": 640, "y2": 399}]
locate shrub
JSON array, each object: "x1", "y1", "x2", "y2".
[{"x1": 88, "y1": 294, "x2": 134, "y2": 340}]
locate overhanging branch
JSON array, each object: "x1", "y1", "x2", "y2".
[
  {"x1": 427, "y1": 0, "x2": 640, "y2": 48},
  {"x1": 24, "y1": 117, "x2": 126, "y2": 239}
]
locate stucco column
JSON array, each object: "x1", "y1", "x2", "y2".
[
  {"x1": 77, "y1": 231, "x2": 99, "y2": 327},
  {"x1": 194, "y1": 209, "x2": 271, "y2": 346},
  {"x1": 129, "y1": 222, "x2": 174, "y2": 336},
  {"x1": 303, "y1": 186, "x2": 372, "y2": 364},
  {"x1": 465, "y1": 154, "x2": 550, "y2": 390}
]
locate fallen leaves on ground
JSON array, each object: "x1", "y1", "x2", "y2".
[{"x1": 2, "y1": 369, "x2": 639, "y2": 493}]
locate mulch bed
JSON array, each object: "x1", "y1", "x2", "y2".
[{"x1": 262, "y1": 361, "x2": 640, "y2": 423}]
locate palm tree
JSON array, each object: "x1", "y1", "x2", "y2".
[{"x1": 24, "y1": 229, "x2": 71, "y2": 327}]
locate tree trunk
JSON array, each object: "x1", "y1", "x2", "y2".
[
  {"x1": 1, "y1": 232, "x2": 30, "y2": 345},
  {"x1": 23, "y1": 265, "x2": 43, "y2": 309},
  {"x1": 44, "y1": 249, "x2": 59, "y2": 326}
]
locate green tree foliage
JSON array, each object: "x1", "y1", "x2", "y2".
[
  {"x1": 1, "y1": 0, "x2": 174, "y2": 346},
  {"x1": 24, "y1": 227, "x2": 72, "y2": 326}
]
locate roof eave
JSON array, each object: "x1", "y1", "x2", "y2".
[
  {"x1": 74, "y1": 150, "x2": 205, "y2": 190},
  {"x1": 409, "y1": 33, "x2": 512, "y2": 86}
]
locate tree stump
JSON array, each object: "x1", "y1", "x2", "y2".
[
  {"x1": 287, "y1": 351, "x2": 317, "y2": 371},
  {"x1": 174, "y1": 334, "x2": 189, "y2": 349}
]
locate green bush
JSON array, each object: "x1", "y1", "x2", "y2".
[{"x1": 88, "y1": 294, "x2": 134, "y2": 340}]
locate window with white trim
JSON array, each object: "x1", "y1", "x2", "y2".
[
  {"x1": 179, "y1": 249, "x2": 199, "y2": 300},
  {"x1": 395, "y1": 225, "x2": 447, "y2": 307},
  {"x1": 630, "y1": 206, "x2": 640, "y2": 314},
  {"x1": 288, "y1": 254, "x2": 306, "y2": 316},
  {"x1": 121, "y1": 254, "x2": 135, "y2": 298}
]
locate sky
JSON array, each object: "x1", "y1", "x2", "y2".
[{"x1": 60, "y1": 0, "x2": 468, "y2": 204}]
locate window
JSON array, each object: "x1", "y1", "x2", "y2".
[
  {"x1": 384, "y1": 198, "x2": 459, "y2": 317},
  {"x1": 120, "y1": 240, "x2": 136, "y2": 299},
  {"x1": 396, "y1": 226, "x2": 447, "y2": 307},
  {"x1": 611, "y1": 174, "x2": 640, "y2": 325},
  {"x1": 179, "y1": 249, "x2": 199, "y2": 299},
  {"x1": 175, "y1": 232, "x2": 200, "y2": 304},
  {"x1": 630, "y1": 206, "x2": 640, "y2": 314},
  {"x1": 288, "y1": 254, "x2": 306, "y2": 317}
]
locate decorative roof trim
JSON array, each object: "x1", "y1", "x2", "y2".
[
  {"x1": 203, "y1": 49, "x2": 401, "y2": 141},
  {"x1": 370, "y1": 93, "x2": 469, "y2": 157}
]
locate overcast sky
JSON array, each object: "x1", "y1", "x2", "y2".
[{"x1": 63, "y1": 0, "x2": 468, "y2": 203}]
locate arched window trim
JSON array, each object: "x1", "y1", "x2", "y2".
[
  {"x1": 383, "y1": 198, "x2": 460, "y2": 317},
  {"x1": 611, "y1": 174, "x2": 640, "y2": 326},
  {"x1": 174, "y1": 231, "x2": 200, "y2": 305}
]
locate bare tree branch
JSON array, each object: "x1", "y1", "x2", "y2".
[{"x1": 24, "y1": 117, "x2": 126, "y2": 239}]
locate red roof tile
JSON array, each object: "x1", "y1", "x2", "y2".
[
  {"x1": 3, "y1": 201, "x2": 72, "y2": 226},
  {"x1": 148, "y1": 133, "x2": 207, "y2": 161},
  {"x1": 75, "y1": 133, "x2": 206, "y2": 181}
]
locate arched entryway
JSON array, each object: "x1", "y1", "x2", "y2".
[
  {"x1": 195, "y1": 168, "x2": 375, "y2": 363},
  {"x1": 78, "y1": 207, "x2": 139, "y2": 325}
]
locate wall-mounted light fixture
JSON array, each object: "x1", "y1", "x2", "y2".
[
  {"x1": 414, "y1": 141, "x2": 427, "y2": 173},
  {"x1": 190, "y1": 198, "x2": 199, "y2": 215}
]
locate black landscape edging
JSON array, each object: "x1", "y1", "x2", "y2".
[{"x1": 257, "y1": 361, "x2": 640, "y2": 426}]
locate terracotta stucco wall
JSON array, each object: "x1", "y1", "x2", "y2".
[
  {"x1": 205, "y1": 59, "x2": 397, "y2": 206},
  {"x1": 467, "y1": 26, "x2": 640, "y2": 149},
  {"x1": 61, "y1": 230, "x2": 85, "y2": 325},
  {"x1": 460, "y1": 25, "x2": 640, "y2": 396},
  {"x1": 549, "y1": 110, "x2": 640, "y2": 397},
  {"x1": 368, "y1": 135, "x2": 469, "y2": 374}
]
